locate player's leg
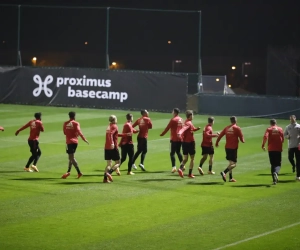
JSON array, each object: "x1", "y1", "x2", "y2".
[
  {"x1": 170, "y1": 141, "x2": 177, "y2": 172},
  {"x1": 132, "y1": 138, "x2": 142, "y2": 169},
  {"x1": 188, "y1": 154, "x2": 195, "y2": 178},
  {"x1": 288, "y1": 148, "x2": 296, "y2": 173},
  {"x1": 139, "y1": 138, "x2": 147, "y2": 171},
  {"x1": 24, "y1": 140, "x2": 35, "y2": 172},
  {"x1": 127, "y1": 144, "x2": 135, "y2": 175},
  {"x1": 31, "y1": 140, "x2": 41, "y2": 172}
]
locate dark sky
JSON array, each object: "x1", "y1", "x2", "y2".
[
  {"x1": 1, "y1": 0, "x2": 300, "y2": 80},
  {"x1": 1, "y1": 0, "x2": 299, "y2": 57}
]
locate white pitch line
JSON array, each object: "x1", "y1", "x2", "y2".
[{"x1": 212, "y1": 221, "x2": 300, "y2": 250}]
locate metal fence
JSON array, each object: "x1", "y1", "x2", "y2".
[{"x1": 0, "y1": 4, "x2": 201, "y2": 75}]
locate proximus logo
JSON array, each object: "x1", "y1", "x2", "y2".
[{"x1": 33, "y1": 75, "x2": 53, "y2": 97}]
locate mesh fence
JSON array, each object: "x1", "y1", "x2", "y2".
[{"x1": 0, "y1": 5, "x2": 200, "y2": 73}]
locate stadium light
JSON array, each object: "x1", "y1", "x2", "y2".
[
  {"x1": 112, "y1": 62, "x2": 117, "y2": 66},
  {"x1": 172, "y1": 60, "x2": 182, "y2": 72},
  {"x1": 216, "y1": 78, "x2": 220, "y2": 82},
  {"x1": 168, "y1": 40, "x2": 172, "y2": 44},
  {"x1": 231, "y1": 66, "x2": 236, "y2": 70},
  {"x1": 84, "y1": 41, "x2": 88, "y2": 45},
  {"x1": 32, "y1": 57, "x2": 37, "y2": 66}
]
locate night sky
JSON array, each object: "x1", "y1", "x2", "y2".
[{"x1": 1, "y1": 0, "x2": 300, "y2": 93}]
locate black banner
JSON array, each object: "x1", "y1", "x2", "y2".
[{"x1": 0, "y1": 67, "x2": 187, "y2": 112}]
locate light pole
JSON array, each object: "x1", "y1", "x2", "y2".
[{"x1": 172, "y1": 60, "x2": 182, "y2": 72}]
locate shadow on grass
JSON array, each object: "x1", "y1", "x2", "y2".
[
  {"x1": 11, "y1": 177, "x2": 58, "y2": 181},
  {"x1": 257, "y1": 173, "x2": 293, "y2": 176},
  {"x1": 278, "y1": 180, "x2": 297, "y2": 183},
  {"x1": 231, "y1": 184, "x2": 272, "y2": 188},
  {"x1": 0, "y1": 170, "x2": 23, "y2": 173},
  {"x1": 188, "y1": 182, "x2": 224, "y2": 186},
  {"x1": 57, "y1": 181, "x2": 101, "y2": 185},
  {"x1": 138, "y1": 178, "x2": 179, "y2": 182}
]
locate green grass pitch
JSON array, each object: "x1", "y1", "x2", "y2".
[{"x1": 0, "y1": 104, "x2": 299, "y2": 250}]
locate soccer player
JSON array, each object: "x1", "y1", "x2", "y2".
[
  {"x1": 61, "y1": 111, "x2": 89, "y2": 179},
  {"x1": 103, "y1": 115, "x2": 125, "y2": 183},
  {"x1": 15, "y1": 112, "x2": 44, "y2": 172},
  {"x1": 132, "y1": 109, "x2": 153, "y2": 171},
  {"x1": 0, "y1": 126, "x2": 4, "y2": 131},
  {"x1": 215, "y1": 116, "x2": 245, "y2": 182},
  {"x1": 198, "y1": 117, "x2": 219, "y2": 175},
  {"x1": 177, "y1": 110, "x2": 201, "y2": 178},
  {"x1": 160, "y1": 108, "x2": 184, "y2": 173},
  {"x1": 283, "y1": 115, "x2": 300, "y2": 178},
  {"x1": 118, "y1": 113, "x2": 139, "y2": 175},
  {"x1": 262, "y1": 119, "x2": 284, "y2": 185}
]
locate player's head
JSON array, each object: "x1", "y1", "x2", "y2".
[
  {"x1": 69, "y1": 111, "x2": 76, "y2": 119},
  {"x1": 230, "y1": 116, "x2": 237, "y2": 124},
  {"x1": 270, "y1": 119, "x2": 277, "y2": 125},
  {"x1": 109, "y1": 115, "x2": 117, "y2": 124},
  {"x1": 290, "y1": 115, "x2": 296, "y2": 124},
  {"x1": 208, "y1": 117, "x2": 214, "y2": 124},
  {"x1": 34, "y1": 112, "x2": 42, "y2": 120},
  {"x1": 185, "y1": 110, "x2": 193, "y2": 120},
  {"x1": 172, "y1": 108, "x2": 180, "y2": 116},
  {"x1": 126, "y1": 113, "x2": 133, "y2": 122},
  {"x1": 141, "y1": 109, "x2": 149, "y2": 117}
]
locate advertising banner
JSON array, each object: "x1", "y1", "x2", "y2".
[{"x1": 0, "y1": 67, "x2": 188, "y2": 112}]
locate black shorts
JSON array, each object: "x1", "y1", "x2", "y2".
[
  {"x1": 225, "y1": 148, "x2": 237, "y2": 162},
  {"x1": 201, "y1": 146, "x2": 214, "y2": 155},
  {"x1": 170, "y1": 140, "x2": 182, "y2": 153},
  {"x1": 28, "y1": 140, "x2": 39, "y2": 153},
  {"x1": 66, "y1": 144, "x2": 78, "y2": 154},
  {"x1": 268, "y1": 151, "x2": 282, "y2": 166},
  {"x1": 182, "y1": 141, "x2": 196, "y2": 155},
  {"x1": 104, "y1": 148, "x2": 120, "y2": 161},
  {"x1": 137, "y1": 137, "x2": 147, "y2": 152}
]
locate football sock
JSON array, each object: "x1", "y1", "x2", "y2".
[
  {"x1": 209, "y1": 165, "x2": 212, "y2": 171},
  {"x1": 229, "y1": 173, "x2": 233, "y2": 179},
  {"x1": 180, "y1": 164, "x2": 184, "y2": 170},
  {"x1": 189, "y1": 169, "x2": 192, "y2": 175},
  {"x1": 200, "y1": 163, "x2": 203, "y2": 167},
  {"x1": 224, "y1": 168, "x2": 229, "y2": 174}
]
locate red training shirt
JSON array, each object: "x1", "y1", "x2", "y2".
[
  {"x1": 119, "y1": 121, "x2": 138, "y2": 146},
  {"x1": 178, "y1": 120, "x2": 200, "y2": 143},
  {"x1": 17, "y1": 119, "x2": 44, "y2": 140},
  {"x1": 63, "y1": 119, "x2": 86, "y2": 144},
  {"x1": 132, "y1": 116, "x2": 152, "y2": 138},
  {"x1": 201, "y1": 124, "x2": 218, "y2": 147},
  {"x1": 160, "y1": 115, "x2": 184, "y2": 141},
  {"x1": 262, "y1": 125, "x2": 284, "y2": 152},
  {"x1": 215, "y1": 124, "x2": 245, "y2": 149}
]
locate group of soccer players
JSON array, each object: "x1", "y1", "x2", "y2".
[{"x1": 6, "y1": 108, "x2": 300, "y2": 185}]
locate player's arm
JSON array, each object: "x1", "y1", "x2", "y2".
[
  {"x1": 15, "y1": 122, "x2": 30, "y2": 136},
  {"x1": 237, "y1": 127, "x2": 245, "y2": 143},
  {"x1": 76, "y1": 124, "x2": 89, "y2": 144},
  {"x1": 132, "y1": 119, "x2": 138, "y2": 128},
  {"x1": 191, "y1": 124, "x2": 201, "y2": 132},
  {"x1": 148, "y1": 119, "x2": 153, "y2": 129},
  {"x1": 177, "y1": 123, "x2": 189, "y2": 138},
  {"x1": 215, "y1": 128, "x2": 226, "y2": 147},
  {"x1": 283, "y1": 126, "x2": 290, "y2": 139},
  {"x1": 40, "y1": 122, "x2": 45, "y2": 132},
  {"x1": 160, "y1": 120, "x2": 172, "y2": 136},
  {"x1": 280, "y1": 129, "x2": 284, "y2": 143},
  {"x1": 262, "y1": 129, "x2": 269, "y2": 150},
  {"x1": 118, "y1": 124, "x2": 131, "y2": 137}
]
